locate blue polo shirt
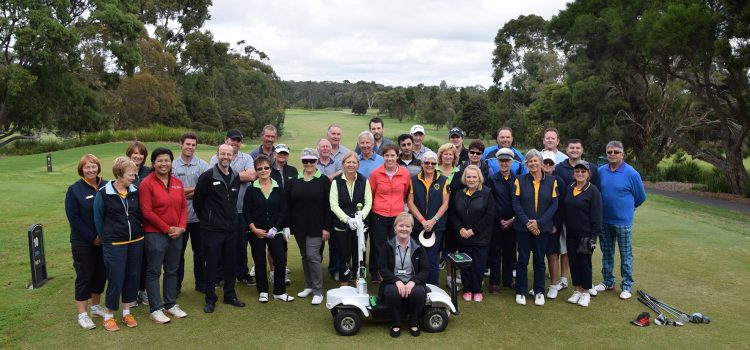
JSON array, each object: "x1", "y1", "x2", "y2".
[{"x1": 358, "y1": 153, "x2": 384, "y2": 178}]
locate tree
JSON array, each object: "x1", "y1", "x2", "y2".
[
  {"x1": 456, "y1": 94, "x2": 492, "y2": 138},
  {"x1": 351, "y1": 97, "x2": 368, "y2": 115}
]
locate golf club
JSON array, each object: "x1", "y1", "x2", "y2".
[
  {"x1": 638, "y1": 297, "x2": 668, "y2": 326},
  {"x1": 638, "y1": 290, "x2": 694, "y2": 324}
]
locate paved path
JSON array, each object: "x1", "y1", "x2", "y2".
[{"x1": 647, "y1": 188, "x2": 750, "y2": 215}]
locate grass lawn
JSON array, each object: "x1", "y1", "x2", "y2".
[{"x1": 1, "y1": 110, "x2": 749, "y2": 349}]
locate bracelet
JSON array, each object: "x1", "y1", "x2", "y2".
[{"x1": 432, "y1": 215, "x2": 440, "y2": 221}]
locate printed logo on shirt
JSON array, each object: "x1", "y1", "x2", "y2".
[
  {"x1": 433, "y1": 183, "x2": 441, "y2": 191},
  {"x1": 85, "y1": 195, "x2": 94, "y2": 199}
]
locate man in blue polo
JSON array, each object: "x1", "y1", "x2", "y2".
[
  {"x1": 356, "y1": 131, "x2": 384, "y2": 178},
  {"x1": 594, "y1": 140, "x2": 646, "y2": 300},
  {"x1": 485, "y1": 127, "x2": 526, "y2": 176}
]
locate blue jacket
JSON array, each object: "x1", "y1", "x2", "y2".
[
  {"x1": 554, "y1": 159, "x2": 600, "y2": 189},
  {"x1": 562, "y1": 182, "x2": 602, "y2": 237},
  {"x1": 512, "y1": 173, "x2": 559, "y2": 234},
  {"x1": 484, "y1": 145, "x2": 527, "y2": 176},
  {"x1": 65, "y1": 178, "x2": 105, "y2": 247},
  {"x1": 598, "y1": 162, "x2": 647, "y2": 225},
  {"x1": 410, "y1": 171, "x2": 449, "y2": 233},
  {"x1": 489, "y1": 171, "x2": 516, "y2": 221},
  {"x1": 93, "y1": 181, "x2": 143, "y2": 244}
]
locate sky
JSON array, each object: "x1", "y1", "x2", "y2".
[{"x1": 204, "y1": 0, "x2": 571, "y2": 87}]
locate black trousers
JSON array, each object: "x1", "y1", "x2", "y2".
[
  {"x1": 488, "y1": 226, "x2": 517, "y2": 287},
  {"x1": 383, "y1": 283, "x2": 426, "y2": 328},
  {"x1": 566, "y1": 232, "x2": 593, "y2": 289},
  {"x1": 369, "y1": 214, "x2": 395, "y2": 279},
  {"x1": 333, "y1": 228, "x2": 358, "y2": 283},
  {"x1": 177, "y1": 222, "x2": 205, "y2": 292},
  {"x1": 72, "y1": 244, "x2": 106, "y2": 301},
  {"x1": 249, "y1": 233, "x2": 287, "y2": 295},
  {"x1": 203, "y1": 230, "x2": 238, "y2": 304}
]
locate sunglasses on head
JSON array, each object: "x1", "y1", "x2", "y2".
[
  {"x1": 255, "y1": 166, "x2": 270, "y2": 171},
  {"x1": 469, "y1": 151, "x2": 482, "y2": 155},
  {"x1": 607, "y1": 150, "x2": 622, "y2": 155},
  {"x1": 301, "y1": 159, "x2": 317, "y2": 164}
]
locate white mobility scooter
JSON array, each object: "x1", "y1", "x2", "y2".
[{"x1": 326, "y1": 208, "x2": 457, "y2": 336}]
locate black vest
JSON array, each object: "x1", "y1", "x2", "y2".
[{"x1": 332, "y1": 173, "x2": 367, "y2": 231}]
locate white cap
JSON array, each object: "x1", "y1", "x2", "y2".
[{"x1": 410, "y1": 125, "x2": 425, "y2": 134}]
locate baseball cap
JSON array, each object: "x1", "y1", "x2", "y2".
[
  {"x1": 274, "y1": 144, "x2": 290, "y2": 154},
  {"x1": 496, "y1": 148, "x2": 514, "y2": 160},
  {"x1": 300, "y1": 148, "x2": 319, "y2": 160},
  {"x1": 541, "y1": 151, "x2": 555, "y2": 164},
  {"x1": 226, "y1": 129, "x2": 243, "y2": 141},
  {"x1": 410, "y1": 125, "x2": 425, "y2": 135},
  {"x1": 449, "y1": 127, "x2": 463, "y2": 138},
  {"x1": 572, "y1": 159, "x2": 590, "y2": 171}
]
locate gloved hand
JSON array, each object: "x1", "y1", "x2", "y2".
[
  {"x1": 347, "y1": 218, "x2": 358, "y2": 230},
  {"x1": 283, "y1": 227, "x2": 291, "y2": 241},
  {"x1": 267, "y1": 227, "x2": 278, "y2": 239}
]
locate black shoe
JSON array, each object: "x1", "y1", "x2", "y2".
[
  {"x1": 223, "y1": 297, "x2": 246, "y2": 307},
  {"x1": 390, "y1": 328, "x2": 401, "y2": 338},
  {"x1": 409, "y1": 327, "x2": 420, "y2": 337},
  {"x1": 238, "y1": 275, "x2": 256, "y2": 286},
  {"x1": 203, "y1": 303, "x2": 215, "y2": 313}
]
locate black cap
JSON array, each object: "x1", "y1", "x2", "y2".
[
  {"x1": 226, "y1": 129, "x2": 243, "y2": 141},
  {"x1": 449, "y1": 127, "x2": 463, "y2": 138}
]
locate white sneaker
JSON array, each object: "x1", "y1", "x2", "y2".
[
  {"x1": 546, "y1": 286, "x2": 559, "y2": 299},
  {"x1": 588, "y1": 288, "x2": 598, "y2": 296},
  {"x1": 90, "y1": 305, "x2": 106, "y2": 318},
  {"x1": 559, "y1": 277, "x2": 569, "y2": 289},
  {"x1": 528, "y1": 289, "x2": 535, "y2": 296},
  {"x1": 297, "y1": 288, "x2": 313, "y2": 298},
  {"x1": 149, "y1": 309, "x2": 171, "y2": 324},
  {"x1": 259, "y1": 292, "x2": 269, "y2": 303},
  {"x1": 273, "y1": 293, "x2": 294, "y2": 302},
  {"x1": 577, "y1": 293, "x2": 591, "y2": 307},
  {"x1": 311, "y1": 294, "x2": 324, "y2": 305},
  {"x1": 250, "y1": 265, "x2": 256, "y2": 277},
  {"x1": 166, "y1": 304, "x2": 187, "y2": 318},
  {"x1": 567, "y1": 291, "x2": 583, "y2": 304},
  {"x1": 515, "y1": 294, "x2": 526, "y2": 305},
  {"x1": 593, "y1": 283, "x2": 612, "y2": 292},
  {"x1": 77, "y1": 313, "x2": 95, "y2": 330},
  {"x1": 535, "y1": 293, "x2": 545, "y2": 306},
  {"x1": 619, "y1": 290, "x2": 632, "y2": 300}
]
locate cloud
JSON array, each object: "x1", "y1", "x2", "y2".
[{"x1": 205, "y1": 0, "x2": 570, "y2": 87}]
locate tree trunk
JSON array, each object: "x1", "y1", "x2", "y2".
[{"x1": 723, "y1": 147, "x2": 749, "y2": 195}]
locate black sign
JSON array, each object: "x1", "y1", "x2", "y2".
[
  {"x1": 28, "y1": 224, "x2": 48, "y2": 288},
  {"x1": 46, "y1": 153, "x2": 52, "y2": 173}
]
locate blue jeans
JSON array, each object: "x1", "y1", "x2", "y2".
[
  {"x1": 515, "y1": 230, "x2": 549, "y2": 295},
  {"x1": 144, "y1": 233, "x2": 182, "y2": 313},
  {"x1": 600, "y1": 224, "x2": 634, "y2": 291},
  {"x1": 102, "y1": 240, "x2": 144, "y2": 311}
]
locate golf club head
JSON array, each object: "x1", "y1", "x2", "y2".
[
  {"x1": 654, "y1": 313, "x2": 667, "y2": 326},
  {"x1": 690, "y1": 313, "x2": 711, "y2": 324},
  {"x1": 677, "y1": 314, "x2": 690, "y2": 324}
]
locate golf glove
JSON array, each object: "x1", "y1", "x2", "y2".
[
  {"x1": 267, "y1": 227, "x2": 278, "y2": 239},
  {"x1": 283, "y1": 227, "x2": 291, "y2": 241},
  {"x1": 347, "y1": 218, "x2": 358, "y2": 230}
]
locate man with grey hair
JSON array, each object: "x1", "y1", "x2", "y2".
[
  {"x1": 357, "y1": 131, "x2": 384, "y2": 178},
  {"x1": 317, "y1": 138, "x2": 342, "y2": 180},
  {"x1": 594, "y1": 141, "x2": 646, "y2": 300}
]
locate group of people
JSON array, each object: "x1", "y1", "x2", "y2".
[{"x1": 65, "y1": 118, "x2": 646, "y2": 336}]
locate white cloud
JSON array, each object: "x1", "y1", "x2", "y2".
[{"x1": 205, "y1": 0, "x2": 570, "y2": 87}]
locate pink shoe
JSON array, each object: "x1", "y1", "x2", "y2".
[
  {"x1": 473, "y1": 293, "x2": 484, "y2": 302},
  {"x1": 462, "y1": 292, "x2": 473, "y2": 301}
]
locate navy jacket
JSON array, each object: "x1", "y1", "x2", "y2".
[
  {"x1": 65, "y1": 177, "x2": 105, "y2": 246},
  {"x1": 243, "y1": 179, "x2": 287, "y2": 231},
  {"x1": 555, "y1": 159, "x2": 600, "y2": 189},
  {"x1": 410, "y1": 171, "x2": 449, "y2": 233},
  {"x1": 93, "y1": 181, "x2": 143, "y2": 244},
  {"x1": 378, "y1": 237, "x2": 430, "y2": 299},
  {"x1": 562, "y1": 182, "x2": 603, "y2": 237},
  {"x1": 331, "y1": 172, "x2": 368, "y2": 231},
  {"x1": 512, "y1": 173, "x2": 559, "y2": 234},
  {"x1": 489, "y1": 172, "x2": 515, "y2": 221}
]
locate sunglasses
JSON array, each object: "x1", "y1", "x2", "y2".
[
  {"x1": 423, "y1": 161, "x2": 437, "y2": 166},
  {"x1": 607, "y1": 150, "x2": 622, "y2": 155},
  {"x1": 255, "y1": 166, "x2": 270, "y2": 171},
  {"x1": 469, "y1": 151, "x2": 482, "y2": 155},
  {"x1": 301, "y1": 159, "x2": 317, "y2": 164}
]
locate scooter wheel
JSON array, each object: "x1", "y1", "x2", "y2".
[
  {"x1": 334, "y1": 309, "x2": 362, "y2": 336},
  {"x1": 422, "y1": 307, "x2": 449, "y2": 333}
]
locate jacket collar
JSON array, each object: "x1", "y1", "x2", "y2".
[
  {"x1": 211, "y1": 164, "x2": 236, "y2": 184},
  {"x1": 104, "y1": 180, "x2": 137, "y2": 195}
]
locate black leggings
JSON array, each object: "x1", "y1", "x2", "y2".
[
  {"x1": 333, "y1": 229, "x2": 358, "y2": 283},
  {"x1": 566, "y1": 233, "x2": 593, "y2": 289}
]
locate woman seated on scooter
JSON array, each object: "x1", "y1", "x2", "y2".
[{"x1": 378, "y1": 212, "x2": 430, "y2": 338}]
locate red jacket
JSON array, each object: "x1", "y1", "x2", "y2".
[
  {"x1": 369, "y1": 165, "x2": 411, "y2": 217},
  {"x1": 138, "y1": 172, "x2": 188, "y2": 234}
]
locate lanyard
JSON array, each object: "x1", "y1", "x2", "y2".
[{"x1": 397, "y1": 245, "x2": 409, "y2": 270}]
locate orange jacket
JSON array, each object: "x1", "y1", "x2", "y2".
[{"x1": 369, "y1": 165, "x2": 411, "y2": 217}]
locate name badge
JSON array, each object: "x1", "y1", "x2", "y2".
[
  {"x1": 213, "y1": 181, "x2": 221, "y2": 185},
  {"x1": 397, "y1": 269, "x2": 407, "y2": 275},
  {"x1": 85, "y1": 195, "x2": 94, "y2": 199}
]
